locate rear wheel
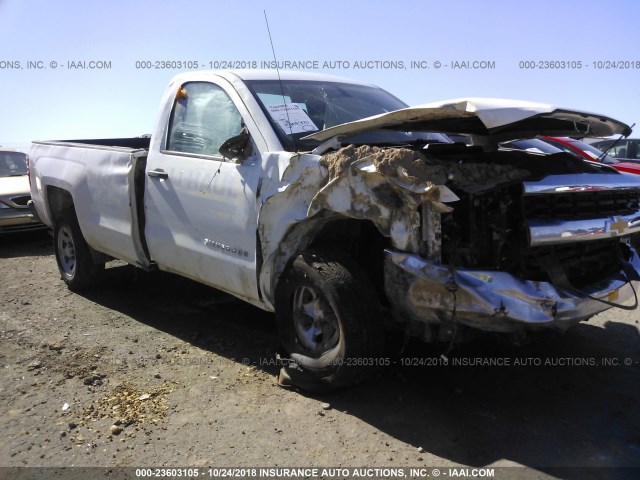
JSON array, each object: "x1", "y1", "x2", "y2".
[
  {"x1": 53, "y1": 210, "x2": 104, "y2": 291},
  {"x1": 275, "y1": 249, "x2": 384, "y2": 392}
]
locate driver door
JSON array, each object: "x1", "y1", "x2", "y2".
[{"x1": 144, "y1": 80, "x2": 261, "y2": 302}]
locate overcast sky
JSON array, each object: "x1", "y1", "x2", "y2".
[{"x1": 1, "y1": 0, "x2": 639, "y2": 151}]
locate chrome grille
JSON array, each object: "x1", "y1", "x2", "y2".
[{"x1": 524, "y1": 189, "x2": 640, "y2": 220}]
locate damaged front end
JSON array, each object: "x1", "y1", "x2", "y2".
[
  {"x1": 305, "y1": 142, "x2": 640, "y2": 337},
  {"x1": 259, "y1": 99, "x2": 640, "y2": 339},
  {"x1": 385, "y1": 246, "x2": 640, "y2": 335}
]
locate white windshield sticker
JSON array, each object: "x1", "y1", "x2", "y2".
[{"x1": 266, "y1": 103, "x2": 318, "y2": 134}]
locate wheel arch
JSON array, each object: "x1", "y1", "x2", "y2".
[
  {"x1": 46, "y1": 185, "x2": 75, "y2": 222},
  {"x1": 270, "y1": 216, "x2": 391, "y2": 305}
]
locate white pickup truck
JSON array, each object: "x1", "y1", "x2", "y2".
[{"x1": 29, "y1": 70, "x2": 640, "y2": 390}]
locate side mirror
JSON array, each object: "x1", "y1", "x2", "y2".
[{"x1": 219, "y1": 132, "x2": 252, "y2": 163}]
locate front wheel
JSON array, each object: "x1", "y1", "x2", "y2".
[
  {"x1": 275, "y1": 249, "x2": 384, "y2": 392},
  {"x1": 53, "y1": 210, "x2": 104, "y2": 291}
]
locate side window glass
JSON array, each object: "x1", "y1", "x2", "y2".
[
  {"x1": 612, "y1": 142, "x2": 628, "y2": 159},
  {"x1": 595, "y1": 141, "x2": 617, "y2": 157},
  {"x1": 167, "y1": 82, "x2": 243, "y2": 157},
  {"x1": 545, "y1": 140, "x2": 578, "y2": 157},
  {"x1": 593, "y1": 141, "x2": 611, "y2": 155},
  {"x1": 630, "y1": 140, "x2": 640, "y2": 160}
]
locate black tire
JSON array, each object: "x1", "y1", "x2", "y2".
[
  {"x1": 275, "y1": 249, "x2": 384, "y2": 392},
  {"x1": 53, "y1": 209, "x2": 104, "y2": 291}
]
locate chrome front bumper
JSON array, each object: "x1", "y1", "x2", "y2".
[{"x1": 384, "y1": 247, "x2": 640, "y2": 333}]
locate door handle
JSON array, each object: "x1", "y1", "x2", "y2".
[{"x1": 147, "y1": 169, "x2": 169, "y2": 179}]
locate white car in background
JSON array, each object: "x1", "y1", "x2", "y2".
[{"x1": 0, "y1": 149, "x2": 44, "y2": 233}]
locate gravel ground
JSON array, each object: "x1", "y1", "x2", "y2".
[{"x1": 1, "y1": 230, "x2": 639, "y2": 480}]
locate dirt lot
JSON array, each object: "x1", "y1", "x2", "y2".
[{"x1": 1, "y1": 230, "x2": 639, "y2": 479}]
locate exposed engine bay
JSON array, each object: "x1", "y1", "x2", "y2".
[
  {"x1": 419, "y1": 144, "x2": 639, "y2": 287},
  {"x1": 313, "y1": 142, "x2": 640, "y2": 334}
]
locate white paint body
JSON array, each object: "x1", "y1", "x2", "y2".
[{"x1": 28, "y1": 70, "x2": 637, "y2": 322}]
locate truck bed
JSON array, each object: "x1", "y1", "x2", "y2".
[{"x1": 29, "y1": 139, "x2": 150, "y2": 269}]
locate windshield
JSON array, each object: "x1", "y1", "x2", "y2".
[
  {"x1": 568, "y1": 140, "x2": 618, "y2": 164},
  {"x1": 0, "y1": 151, "x2": 28, "y2": 177},
  {"x1": 501, "y1": 138, "x2": 563, "y2": 154},
  {"x1": 245, "y1": 80, "x2": 450, "y2": 151}
]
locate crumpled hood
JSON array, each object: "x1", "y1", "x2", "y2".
[{"x1": 303, "y1": 98, "x2": 632, "y2": 143}]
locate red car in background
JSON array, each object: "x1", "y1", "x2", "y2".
[{"x1": 542, "y1": 136, "x2": 640, "y2": 175}]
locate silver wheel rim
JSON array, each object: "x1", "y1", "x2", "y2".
[
  {"x1": 57, "y1": 225, "x2": 76, "y2": 278},
  {"x1": 291, "y1": 286, "x2": 340, "y2": 356}
]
